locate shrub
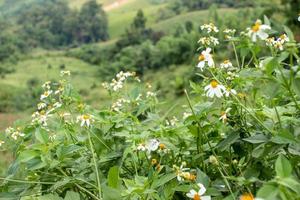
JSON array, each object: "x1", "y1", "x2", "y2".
[{"x1": 1, "y1": 18, "x2": 300, "y2": 200}]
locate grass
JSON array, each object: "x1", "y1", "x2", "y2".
[{"x1": 107, "y1": 0, "x2": 168, "y2": 38}]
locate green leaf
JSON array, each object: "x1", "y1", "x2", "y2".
[
  {"x1": 151, "y1": 173, "x2": 176, "y2": 189},
  {"x1": 275, "y1": 154, "x2": 292, "y2": 178},
  {"x1": 271, "y1": 131, "x2": 297, "y2": 144},
  {"x1": 278, "y1": 177, "x2": 300, "y2": 194},
  {"x1": 64, "y1": 191, "x2": 80, "y2": 200},
  {"x1": 283, "y1": 26, "x2": 294, "y2": 41},
  {"x1": 217, "y1": 132, "x2": 239, "y2": 151},
  {"x1": 292, "y1": 78, "x2": 300, "y2": 97},
  {"x1": 18, "y1": 150, "x2": 39, "y2": 163},
  {"x1": 102, "y1": 186, "x2": 121, "y2": 200},
  {"x1": 257, "y1": 183, "x2": 278, "y2": 199},
  {"x1": 38, "y1": 194, "x2": 63, "y2": 200},
  {"x1": 35, "y1": 128, "x2": 49, "y2": 144},
  {"x1": 262, "y1": 57, "x2": 279, "y2": 75},
  {"x1": 243, "y1": 134, "x2": 269, "y2": 144},
  {"x1": 108, "y1": 166, "x2": 119, "y2": 189}
]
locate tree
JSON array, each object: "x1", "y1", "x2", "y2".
[{"x1": 78, "y1": 0, "x2": 109, "y2": 43}]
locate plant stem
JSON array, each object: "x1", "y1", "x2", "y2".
[
  {"x1": 231, "y1": 41, "x2": 240, "y2": 69},
  {"x1": 87, "y1": 130, "x2": 102, "y2": 199}
]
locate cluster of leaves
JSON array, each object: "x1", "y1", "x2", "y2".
[{"x1": 1, "y1": 17, "x2": 300, "y2": 200}]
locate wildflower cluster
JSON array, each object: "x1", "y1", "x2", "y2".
[
  {"x1": 1, "y1": 16, "x2": 300, "y2": 200},
  {"x1": 102, "y1": 71, "x2": 138, "y2": 92}
]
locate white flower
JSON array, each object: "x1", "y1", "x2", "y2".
[
  {"x1": 146, "y1": 139, "x2": 160, "y2": 152},
  {"x1": 10, "y1": 128, "x2": 25, "y2": 140},
  {"x1": 298, "y1": 14, "x2": 300, "y2": 22},
  {"x1": 224, "y1": 87, "x2": 237, "y2": 97},
  {"x1": 204, "y1": 80, "x2": 226, "y2": 98},
  {"x1": 0, "y1": 140, "x2": 5, "y2": 146},
  {"x1": 37, "y1": 102, "x2": 47, "y2": 110},
  {"x1": 248, "y1": 19, "x2": 271, "y2": 42},
  {"x1": 60, "y1": 70, "x2": 71, "y2": 77},
  {"x1": 278, "y1": 34, "x2": 289, "y2": 43},
  {"x1": 186, "y1": 183, "x2": 211, "y2": 200},
  {"x1": 166, "y1": 116, "x2": 178, "y2": 126},
  {"x1": 223, "y1": 28, "x2": 236, "y2": 34},
  {"x1": 42, "y1": 81, "x2": 51, "y2": 90},
  {"x1": 40, "y1": 90, "x2": 53, "y2": 100},
  {"x1": 183, "y1": 112, "x2": 192, "y2": 119},
  {"x1": 219, "y1": 108, "x2": 231, "y2": 123},
  {"x1": 174, "y1": 162, "x2": 190, "y2": 182},
  {"x1": 137, "y1": 143, "x2": 147, "y2": 151},
  {"x1": 146, "y1": 91, "x2": 156, "y2": 98},
  {"x1": 197, "y1": 48, "x2": 214, "y2": 71},
  {"x1": 198, "y1": 36, "x2": 219, "y2": 46},
  {"x1": 53, "y1": 102, "x2": 62, "y2": 108},
  {"x1": 77, "y1": 114, "x2": 94, "y2": 127},
  {"x1": 200, "y1": 23, "x2": 219, "y2": 33},
  {"x1": 220, "y1": 60, "x2": 233, "y2": 69}
]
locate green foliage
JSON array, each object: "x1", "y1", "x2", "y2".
[
  {"x1": 17, "y1": 0, "x2": 108, "y2": 48},
  {"x1": 1, "y1": 17, "x2": 300, "y2": 199}
]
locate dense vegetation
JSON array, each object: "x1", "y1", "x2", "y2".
[{"x1": 1, "y1": 17, "x2": 300, "y2": 199}]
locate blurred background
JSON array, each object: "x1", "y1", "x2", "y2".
[{"x1": 0, "y1": 0, "x2": 299, "y2": 174}]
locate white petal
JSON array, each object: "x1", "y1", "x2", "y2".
[
  {"x1": 81, "y1": 120, "x2": 85, "y2": 127},
  {"x1": 197, "y1": 61, "x2": 205, "y2": 70},
  {"x1": 260, "y1": 25, "x2": 271, "y2": 30},
  {"x1": 258, "y1": 31, "x2": 268, "y2": 40},
  {"x1": 201, "y1": 196, "x2": 211, "y2": 200},
  {"x1": 252, "y1": 33, "x2": 257, "y2": 42},
  {"x1": 204, "y1": 85, "x2": 211, "y2": 91},
  {"x1": 187, "y1": 190, "x2": 197, "y2": 198},
  {"x1": 197, "y1": 183, "x2": 206, "y2": 195},
  {"x1": 207, "y1": 58, "x2": 214, "y2": 67}
]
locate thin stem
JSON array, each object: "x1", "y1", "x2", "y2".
[
  {"x1": 184, "y1": 90, "x2": 201, "y2": 154},
  {"x1": 87, "y1": 130, "x2": 102, "y2": 199},
  {"x1": 0, "y1": 177, "x2": 55, "y2": 185},
  {"x1": 278, "y1": 67, "x2": 300, "y2": 111},
  {"x1": 231, "y1": 41, "x2": 240, "y2": 69}
]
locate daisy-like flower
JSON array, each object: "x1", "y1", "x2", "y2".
[
  {"x1": 200, "y1": 23, "x2": 219, "y2": 33},
  {"x1": 77, "y1": 114, "x2": 94, "y2": 127},
  {"x1": 220, "y1": 60, "x2": 233, "y2": 69},
  {"x1": 11, "y1": 128, "x2": 25, "y2": 140},
  {"x1": 146, "y1": 91, "x2": 156, "y2": 98},
  {"x1": 186, "y1": 183, "x2": 211, "y2": 200},
  {"x1": 137, "y1": 143, "x2": 147, "y2": 151},
  {"x1": 40, "y1": 90, "x2": 53, "y2": 100},
  {"x1": 42, "y1": 81, "x2": 51, "y2": 90},
  {"x1": 278, "y1": 34, "x2": 289, "y2": 43},
  {"x1": 224, "y1": 87, "x2": 237, "y2": 97},
  {"x1": 197, "y1": 48, "x2": 214, "y2": 71},
  {"x1": 219, "y1": 108, "x2": 231, "y2": 123},
  {"x1": 37, "y1": 102, "x2": 47, "y2": 110},
  {"x1": 239, "y1": 193, "x2": 264, "y2": 200},
  {"x1": 198, "y1": 36, "x2": 219, "y2": 46},
  {"x1": 204, "y1": 80, "x2": 226, "y2": 98},
  {"x1": 248, "y1": 19, "x2": 271, "y2": 42},
  {"x1": 0, "y1": 140, "x2": 5, "y2": 146},
  {"x1": 174, "y1": 162, "x2": 190, "y2": 182},
  {"x1": 298, "y1": 13, "x2": 300, "y2": 22},
  {"x1": 53, "y1": 102, "x2": 62, "y2": 109},
  {"x1": 223, "y1": 28, "x2": 236, "y2": 39},
  {"x1": 146, "y1": 139, "x2": 160, "y2": 152}
]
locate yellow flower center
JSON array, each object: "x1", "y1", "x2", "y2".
[
  {"x1": 223, "y1": 60, "x2": 230, "y2": 64},
  {"x1": 159, "y1": 143, "x2": 165, "y2": 150},
  {"x1": 193, "y1": 194, "x2": 201, "y2": 200},
  {"x1": 210, "y1": 80, "x2": 218, "y2": 88},
  {"x1": 240, "y1": 193, "x2": 254, "y2": 200},
  {"x1": 83, "y1": 115, "x2": 90, "y2": 120},
  {"x1": 251, "y1": 22, "x2": 261, "y2": 32},
  {"x1": 151, "y1": 159, "x2": 157, "y2": 165},
  {"x1": 44, "y1": 92, "x2": 49, "y2": 96},
  {"x1": 198, "y1": 54, "x2": 205, "y2": 61}
]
